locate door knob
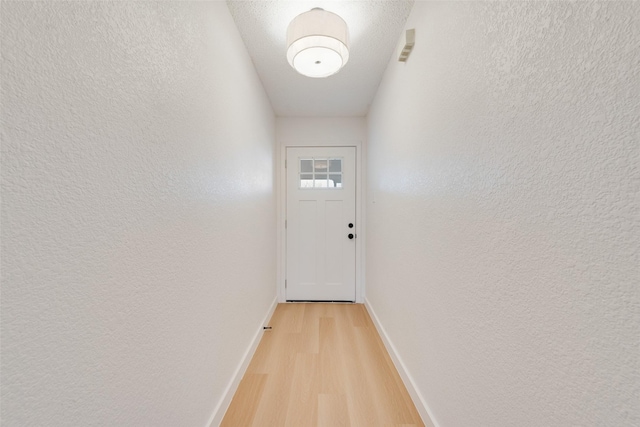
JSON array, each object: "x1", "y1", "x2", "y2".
[
  {"x1": 348, "y1": 233, "x2": 354, "y2": 239},
  {"x1": 348, "y1": 223, "x2": 354, "y2": 228}
]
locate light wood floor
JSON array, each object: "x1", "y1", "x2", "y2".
[{"x1": 220, "y1": 303, "x2": 427, "y2": 427}]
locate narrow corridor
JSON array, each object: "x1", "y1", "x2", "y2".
[{"x1": 222, "y1": 303, "x2": 427, "y2": 427}]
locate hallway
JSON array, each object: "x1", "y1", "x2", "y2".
[
  {"x1": 1, "y1": 1, "x2": 638, "y2": 426},
  {"x1": 221, "y1": 303, "x2": 427, "y2": 427}
]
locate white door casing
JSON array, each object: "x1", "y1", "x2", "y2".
[{"x1": 286, "y1": 147, "x2": 356, "y2": 301}]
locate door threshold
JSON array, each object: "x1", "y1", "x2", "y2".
[{"x1": 286, "y1": 300, "x2": 355, "y2": 304}]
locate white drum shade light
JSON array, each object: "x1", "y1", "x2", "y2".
[{"x1": 286, "y1": 8, "x2": 349, "y2": 78}]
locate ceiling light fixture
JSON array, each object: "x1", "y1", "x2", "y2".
[{"x1": 286, "y1": 8, "x2": 350, "y2": 78}]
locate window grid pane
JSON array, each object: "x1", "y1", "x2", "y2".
[
  {"x1": 300, "y1": 159, "x2": 313, "y2": 173},
  {"x1": 299, "y1": 157, "x2": 343, "y2": 189},
  {"x1": 329, "y1": 159, "x2": 342, "y2": 172}
]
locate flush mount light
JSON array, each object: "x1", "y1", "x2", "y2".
[{"x1": 286, "y1": 8, "x2": 350, "y2": 78}]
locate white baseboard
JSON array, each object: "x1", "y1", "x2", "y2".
[
  {"x1": 206, "y1": 297, "x2": 278, "y2": 427},
  {"x1": 364, "y1": 298, "x2": 440, "y2": 427}
]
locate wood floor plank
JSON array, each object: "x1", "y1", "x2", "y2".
[
  {"x1": 318, "y1": 316, "x2": 343, "y2": 394},
  {"x1": 219, "y1": 373, "x2": 267, "y2": 427},
  {"x1": 318, "y1": 394, "x2": 350, "y2": 427},
  {"x1": 348, "y1": 303, "x2": 370, "y2": 327},
  {"x1": 285, "y1": 353, "x2": 319, "y2": 426},
  {"x1": 220, "y1": 303, "x2": 425, "y2": 427},
  {"x1": 274, "y1": 302, "x2": 305, "y2": 333},
  {"x1": 249, "y1": 352, "x2": 296, "y2": 426}
]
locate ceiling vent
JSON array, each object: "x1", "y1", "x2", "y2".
[{"x1": 398, "y1": 29, "x2": 415, "y2": 62}]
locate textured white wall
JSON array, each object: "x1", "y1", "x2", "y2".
[
  {"x1": 1, "y1": 2, "x2": 275, "y2": 426},
  {"x1": 276, "y1": 117, "x2": 367, "y2": 146},
  {"x1": 367, "y1": 2, "x2": 639, "y2": 427}
]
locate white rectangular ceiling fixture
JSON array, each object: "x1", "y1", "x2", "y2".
[{"x1": 398, "y1": 29, "x2": 415, "y2": 62}]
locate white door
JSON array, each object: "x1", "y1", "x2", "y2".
[{"x1": 286, "y1": 147, "x2": 356, "y2": 301}]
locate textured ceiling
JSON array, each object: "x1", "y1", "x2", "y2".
[{"x1": 227, "y1": 0, "x2": 415, "y2": 117}]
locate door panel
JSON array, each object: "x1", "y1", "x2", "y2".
[
  {"x1": 325, "y1": 200, "x2": 344, "y2": 285},
  {"x1": 286, "y1": 147, "x2": 356, "y2": 301},
  {"x1": 298, "y1": 200, "x2": 317, "y2": 285}
]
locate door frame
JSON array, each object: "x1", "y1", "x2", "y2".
[{"x1": 277, "y1": 141, "x2": 365, "y2": 303}]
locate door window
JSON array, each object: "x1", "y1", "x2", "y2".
[{"x1": 299, "y1": 158, "x2": 343, "y2": 188}]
